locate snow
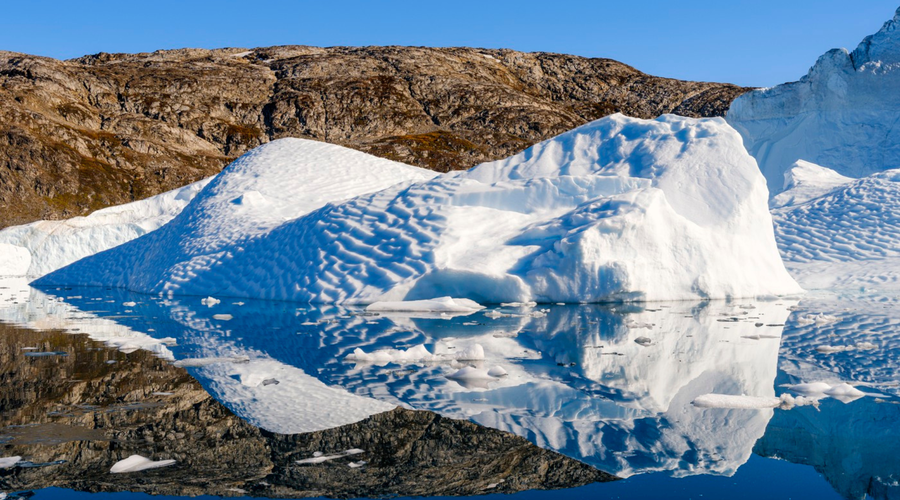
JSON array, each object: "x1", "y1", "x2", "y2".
[
  {"x1": 770, "y1": 161, "x2": 854, "y2": 208},
  {"x1": 109, "y1": 455, "x2": 176, "y2": 473},
  {"x1": 727, "y1": 8, "x2": 900, "y2": 195},
  {"x1": 0, "y1": 177, "x2": 211, "y2": 277},
  {"x1": 366, "y1": 297, "x2": 484, "y2": 313},
  {"x1": 0, "y1": 456, "x2": 21, "y2": 469},
  {"x1": 38, "y1": 115, "x2": 801, "y2": 303},
  {"x1": 296, "y1": 449, "x2": 365, "y2": 465}
]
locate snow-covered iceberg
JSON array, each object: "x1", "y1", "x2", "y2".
[
  {"x1": 0, "y1": 178, "x2": 211, "y2": 277},
  {"x1": 37, "y1": 114, "x2": 801, "y2": 303},
  {"x1": 727, "y1": 7, "x2": 900, "y2": 194}
]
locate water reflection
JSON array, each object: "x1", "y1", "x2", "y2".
[{"x1": 1, "y1": 276, "x2": 898, "y2": 499}]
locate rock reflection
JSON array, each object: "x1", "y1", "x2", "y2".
[{"x1": 0, "y1": 319, "x2": 613, "y2": 497}]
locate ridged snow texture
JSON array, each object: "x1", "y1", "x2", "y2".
[
  {"x1": 727, "y1": 7, "x2": 900, "y2": 194},
  {"x1": 37, "y1": 115, "x2": 801, "y2": 303},
  {"x1": 774, "y1": 169, "x2": 900, "y2": 263}
]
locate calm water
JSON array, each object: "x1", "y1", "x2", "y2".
[{"x1": 0, "y1": 276, "x2": 896, "y2": 499}]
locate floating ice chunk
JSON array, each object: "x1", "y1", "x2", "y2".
[
  {"x1": 212, "y1": 314, "x2": 233, "y2": 321},
  {"x1": 823, "y1": 383, "x2": 865, "y2": 400},
  {"x1": 447, "y1": 366, "x2": 496, "y2": 382},
  {"x1": 345, "y1": 344, "x2": 435, "y2": 364},
  {"x1": 172, "y1": 355, "x2": 250, "y2": 368},
  {"x1": 787, "y1": 382, "x2": 833, "y2": 395},
  {"x1": 366, "y1": 297, "x2": 484, "y2": 314},
  {"x1": 0, "y1": 456, "x2": 21, "y2": 469},
  {"x1": 692, "y1": 393, "x2": 817, "y2": 410},
  {"x1": 797, "y1": 313, "x2": 839, "y2": 326},
  {"x1": 816, "y1": 345, "x2": 853, "y2": 354},
  {"x1": 123, "y1": 301, "x2": 137, "y2": 307},
  {"x1": 345, "y1": 343, "x2": 485, "y2": 365},
  {"x1": 110, "y1": 455, "x2": 176, "y2": 473},
  {"x1": 201, "y1": 296, "x2": 221, "y2": 307}
]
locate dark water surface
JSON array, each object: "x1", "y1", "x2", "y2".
[{"x1": 0, "y1": 276, "x2": 896, "y2": 499}]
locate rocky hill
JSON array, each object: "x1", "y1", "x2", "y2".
[{"x1": 0, "y1": 46, "x2": 749, "y2": 228}]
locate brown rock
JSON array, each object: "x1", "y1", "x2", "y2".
[{"x1": 0, "y1": 46, "x2": 750, "y2": 228}]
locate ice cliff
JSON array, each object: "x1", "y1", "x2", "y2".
[{"x1": 727, "y1": 7, "x2": 900, "y2": 194}]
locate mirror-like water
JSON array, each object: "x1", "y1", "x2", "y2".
[{"x1": 0, "y1": 276, "x2": 897, "y2": 499}]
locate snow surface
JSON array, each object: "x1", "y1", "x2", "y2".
[
  {"x1": 109, "y1": 455, "x2": 176, "y2": 473},
  {"x1": 727, "y1": 7, "x2": 900, "y2": 194},
  {"x1": 0, "y1": 178, "x2": 211, "y2": 277},
  {"x1": 38, "y1": 115, "x2": 801, "y2": 303},
  {"x1": 770, "y1": 161, "x2": 854, "y2": 209}
]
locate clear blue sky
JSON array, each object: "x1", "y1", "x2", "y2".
[{"x1": 2, "y1": 0, "x2": 898, "y2": 87}]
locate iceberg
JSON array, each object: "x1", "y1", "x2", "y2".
[
  {"x1": 38, "y1": 114, "x2": 801, "y2": 303},
  {"x1": 727, "y1": 7, "x2": 900, "y2": 195},
  {"x1": 0, "y1": 178, "x2": 210, "y2": 277}
]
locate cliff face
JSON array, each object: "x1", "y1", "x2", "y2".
[
  {"x1": 0, "y1": 321, "x2": 615, "y2": 497},
  {"x1": 0, "y1": 46, "x2": 749, "y2": 228}
]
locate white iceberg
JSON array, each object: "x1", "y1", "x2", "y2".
[
  {"x1": 0, "y1": 177, "x2": 211, "y2": 278},
  {"x1": 38, "y1": 115, "x2": 801, "y2": 303},
  {"x1": 727, "y1": 7, "x2": 900, "y2": 195}
]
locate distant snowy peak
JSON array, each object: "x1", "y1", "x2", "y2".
[
  {"x1": 727, "y1": 7, "x2": 900, "y2": 194},
  {"x1": 771, "y1": 161, "x2": 854, "y2": 209}
]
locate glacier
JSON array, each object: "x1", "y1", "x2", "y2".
[
  {"x1": 35, "y1": 114, "x2": 802, "y2": 303},
  {"x1": 727, "y1": 7, "x2": 900, "y2": 195}
]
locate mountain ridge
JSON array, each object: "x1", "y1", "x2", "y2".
[{"x1": 0, "y1": 45, "x2": 749, "y2": 228}]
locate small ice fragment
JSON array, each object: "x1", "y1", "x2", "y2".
[
  {"x1": 201, "y1": 296, "x2": 221, "y2": 307},
  {"x1": 212, "y1": 314, "x2": 233, "y2": 321},
  {"x1": 366, "y1": 297, "x2": 484, "y2": 313},
  {"x1": 233, "y1": 302, "x2": 245, "y2": 306},
  {"x1": 123, "y1": 301, "x2": 137, "y2": 307},
  {"x1": 110, "y1": 455, "x2": 176, "y2": 473},
  {"x1": 823, "y1": 383, "x2": 865, "y2": 400},
  {"x1": 816, "y1": 345, "x2": 852, "y2": 354},
  {"x1": 788, "y1": 382, "x2": 832, "y2": 394}
]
